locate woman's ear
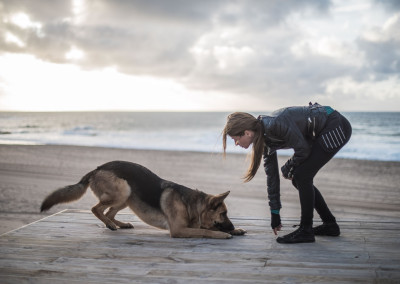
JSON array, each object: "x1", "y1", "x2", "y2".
[{"x1": 244, "y1": 130, "x2": 254, "y2": 138}]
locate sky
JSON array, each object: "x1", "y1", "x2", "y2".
[{"x1": 0, "y1": 0, "x2": 399, "y2": 112}]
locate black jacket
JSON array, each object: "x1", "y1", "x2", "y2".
[{"x1": 259, "y1": 103, "x2": 331, "y2": 210}]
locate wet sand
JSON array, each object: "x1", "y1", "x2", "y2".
[{"x1": 0, "y1": 144, "x2": 399, "y2": 234}]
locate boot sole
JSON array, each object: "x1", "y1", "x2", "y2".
[
  {"x1": 314, "y1": 229, "x2": 340, "y2": 237},
  {"x1": 276, "y1": 238, "x2": 315, "y2": 244},
  {"x1": 315, "y1": 232, "x2": 340, "y2": 237}
]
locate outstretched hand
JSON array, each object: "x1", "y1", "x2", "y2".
[
  {"x1": 281, "y1": 164, "x2": 294, "y2": 180},
  {"x1": 271, "y1": 211, "x2": 282, "y2": 235},
  {"x1": 273, "y1": 224, "x2": 282, "y2": 235}
]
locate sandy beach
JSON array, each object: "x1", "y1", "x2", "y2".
[{"x1": 0, "y1": 144, "x2": 399, "y2": 235}]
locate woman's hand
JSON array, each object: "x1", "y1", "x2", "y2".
[
  {"x1": 271, "y1": 211, "x2": 282, "y2": 235},
  {"x1": 273, "y1": 224, "x2": 282, "y2": 235},
  {"x1": 281, "y1": 164, "x2": 294, "y2": 180}
]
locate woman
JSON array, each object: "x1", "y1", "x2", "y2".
[{"x1": 222, "y1": 102, "x2": 352, "y2": 244}]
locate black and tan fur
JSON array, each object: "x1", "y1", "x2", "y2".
[{"x1": 41, "y1": 161, "x2": 246, "y2": 239}]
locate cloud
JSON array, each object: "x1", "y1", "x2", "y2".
[
  {"x1": 321, "y1": 75, "x2": 400, "y2": 111},
  {"x1": 0, "y1": 0, "x2": 399, "y2": 111},
  {"x1": 374, "y1": 0, "x2": 400, "y2": 11},
  {"x1": 0, "y1": 0, "x2": 329, "y2": 75},
  {"x1": 1, "y1": 0, "x2": 224, "y2": 76},
  {"x1": 357, "y1": 12, "x2": 400, "y2": 75}
]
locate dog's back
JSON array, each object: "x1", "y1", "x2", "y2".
[{"x1": 97, "y1": 161, "x2": 166, "y2": 209}]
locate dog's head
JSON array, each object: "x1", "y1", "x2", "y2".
[{"x1": 201, "y1": 191, "x2": 235, "y2": 232}]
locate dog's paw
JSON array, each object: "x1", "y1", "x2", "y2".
[
  {"x1": 120, "y1": 223, "x2": 134, "y2": 229},
  {"x1": 215, "y1": 231, "x2": 232, "y2": 239},
  {"x1": 106, "y1": 224, "x2": 118, "y2": 231},
  {"x1": 229, "y1": 228, "x2": 247, "y2": 236}
]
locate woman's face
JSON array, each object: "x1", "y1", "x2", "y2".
[{"x1": 230, "y1": 130, "x2": 255, "y2": 149}]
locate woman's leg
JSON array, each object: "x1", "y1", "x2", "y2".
[
  {"x1": 276, "y1": 143, "x2": 337, "y2": 243},
  {"x1": 291, "y1": 180, "x2": 336, "y2": 224},
  {"x1": 314, "y1": 186, "x2": 336, "y2": 223},
  {"x1": 292, "y1": 142, "x2": 336, "y2": 226}
]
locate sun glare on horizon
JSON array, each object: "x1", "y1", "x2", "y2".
[
  {"x1": 0, "y1": 54, "x2": 185, "y2": 111},
  {"x1": 0, "y1": 53, "x2": 251, "y2": 112}
]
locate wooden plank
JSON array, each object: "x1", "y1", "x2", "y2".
[{"x1": 0, "y1": 210, "x2": 399, "y2": 283}]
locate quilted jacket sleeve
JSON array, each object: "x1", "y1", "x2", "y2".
[{"x1": 263, "y1": 147, "x2": 281, "y2": 210}]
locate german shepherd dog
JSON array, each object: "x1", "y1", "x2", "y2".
[{"x1": 41, "y1": 161, "x2": 246, "y2": 239}]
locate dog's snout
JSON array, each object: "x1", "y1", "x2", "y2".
[{"x1": 216, "y1": 221, "x2": 234, "y2": 232}]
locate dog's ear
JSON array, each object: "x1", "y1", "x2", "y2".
[{"x1": 209, "y1": 191, "x2": 230, "y2": 209}]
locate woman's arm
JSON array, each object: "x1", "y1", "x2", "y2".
[
  {"x1": 263, "y1": 148, "x2": 282, "y2": 234},
  {"x1": 263, "y1": 148, "x2": 281, "y2": 210}
]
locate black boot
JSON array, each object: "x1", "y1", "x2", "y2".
[
  {"x1": 313, "y1": 222, "x2": 340, "y2": 236},
  {"x1": 276, "y1": 225, "x2": 315, "y2": 244}
]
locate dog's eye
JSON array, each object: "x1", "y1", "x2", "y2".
[{"x1": 220, "y1": 211, "x2": 227, "y2": 217}]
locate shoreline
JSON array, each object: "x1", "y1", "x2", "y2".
[{"x1": 0, "y1": 144, "x2": 399, "y2": 235}]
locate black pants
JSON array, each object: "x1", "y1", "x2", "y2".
[{"x1": 291, "y1": 111, "x2": 352, "y2": 226}]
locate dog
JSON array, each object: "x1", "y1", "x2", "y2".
[{"x1": 40, "y1": 161, "x2": 246, "y2": 239}]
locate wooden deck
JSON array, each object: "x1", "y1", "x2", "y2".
[{"x1": 0, "y1": 210, "x2": 399, "y2": 283}]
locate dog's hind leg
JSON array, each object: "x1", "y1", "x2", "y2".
[
  {"x1": 91, "y1": 202, "x2": 118, "y2": 231},
  {"x1": 105, "y1": 203, "x2": 134, "y2": 229}
]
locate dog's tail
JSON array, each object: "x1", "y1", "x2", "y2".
[{"x1": 40, "y1": 170, "x2": 95, "y2": 212}]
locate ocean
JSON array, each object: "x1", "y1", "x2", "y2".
[{"x1": 0, "y1": 111, "x2": 399, "y2": 162}]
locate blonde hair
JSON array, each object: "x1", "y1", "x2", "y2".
[{"x1": 222, "y1": 112, "x2": 264, "y2": 182}]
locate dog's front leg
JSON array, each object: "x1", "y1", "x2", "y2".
[{"x1": 169, "y1": 227, "x2": 232, "y2": 239}]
